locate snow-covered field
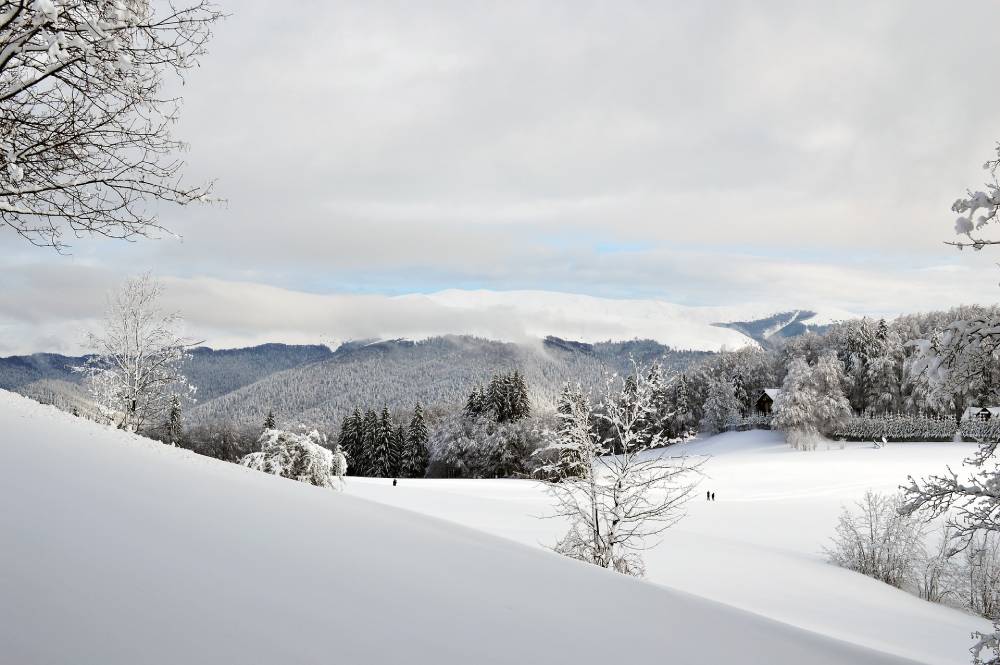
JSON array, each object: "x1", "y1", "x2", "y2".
[
  {"x1": 346, "y1": 430, "x2": 987, "y2": 665},
  {"x1": 0, "y1": 389, "x2": 983, "y2": 664}
]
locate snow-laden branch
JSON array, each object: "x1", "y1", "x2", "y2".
[{"x1": 0, "y1": 0, "x2": 223, "y2": 249}]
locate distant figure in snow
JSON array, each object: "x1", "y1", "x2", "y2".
[
  {"x1": 393, "y1": 478, "x2": 397, "y2": 487},
  {"x1": 706, "y1": 490, "x2": 710, "y2": 501},
  {"x1": 711, "y1": 492, "x2": 716, "y2": 501}
]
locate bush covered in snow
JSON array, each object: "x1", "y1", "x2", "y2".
[
  {"x1": 240, "y1": 429, "x2": 346, "y2": 489},
  {"x1": 826, "y1": 491, "x2": 926, "y2": 589}
]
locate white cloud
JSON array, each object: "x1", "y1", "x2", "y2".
[{"x1": 3, "y1": 1, "x2": 1000, "y2": 352}]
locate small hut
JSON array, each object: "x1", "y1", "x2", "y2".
[
  {"x1": 755, "y1": 388, "x2": 782, "y2": 416},
  {"x1": 962, "y1": 406, "x2": 1000, "y2": 422}
]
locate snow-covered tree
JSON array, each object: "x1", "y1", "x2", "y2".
[
  {"x1": 337, "y1": 408, "x2": 364, "y2": 475},
  {"x1": 534, "y1": 383, "x2": 592, "y2": 481},
  {"x1": 949, "y1": 142, "x2": 1000, "y2": 251},
  {"x1": 772, "y1": 353, "x2": 851, "y2": 450},
  {"x1": 867, "y1": 319, "x2": 903, "y2": 414},
  {"x1": 699, "y1": 378, "x2": 740, "y2": 435},
  {"x1": 162, "y1": 394, "x2": 182, "y2": 444},
  {"x1": 367, "y1": 406, "x2": 397, "y2": 477},
  {"x1": 360, "y1": 409, "x2": 379, "y2": 475},
  {"x1": 263, "y1": 410, "x2": 277, "y2": 431},
  {"x1": 0, "y1": 0, "x2": 222, "y2": 249},
  {"x1": 826, "y1": 491, "x2": 926, "y2": 589},
  {"x1": 240, "y1": 429, "x2": 346, "y2": 490},
  {"x1": 399, "y1": 403, "x2": 429, "y2": 478},
  {"x1": 906, "y1": 161, "x2": 1000, "y2": 662},
  {"x1": 543, "y1": 363, "x2": 703, "y2": 576},
  {"x1": 77, "y1": 274, "x2": 194, "y2": 433}
]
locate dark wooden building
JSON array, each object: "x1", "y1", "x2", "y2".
[{"x1": 755, "y1": 388, "x2": 782, "y2": 416}]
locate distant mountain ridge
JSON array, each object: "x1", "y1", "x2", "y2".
[
  {"x1": 0, "y1": 309, "x2": 842, "y2": 429},
  {"x1": 186, "y1": 335, "x2": 711, "y2": 430},
  {"x1": 713, "y1": 310, "x2": 833, "y2": 349}
]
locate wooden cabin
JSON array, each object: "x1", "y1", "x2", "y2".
[
  {"x1": 962, "y1": 406, "x2": 1000, "y2": 422},
  {"x1": 755, "y1": 388, "x2": 782, "y2": 416}
]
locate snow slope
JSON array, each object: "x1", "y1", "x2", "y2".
[
  {"x1": 0, "y1": 390, "x2": 929, "y2": 665},
  {"x1": 347, "y1": 430, "x2": 989, "y2": 665}
]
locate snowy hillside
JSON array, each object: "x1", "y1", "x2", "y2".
[
  {"x1": 1, "y1": 389, "x2": 933, "y2": 665},
  {"x1": 347, "y1": 430, "x2": 988, "y2": 665}
]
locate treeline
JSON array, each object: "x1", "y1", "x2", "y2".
[
  {"x1": 668, "y1": 305, "x2": 1000, "y2": 445},
  {"x1": 337, "y1": 404, "x2": 430, "y2": 478}
]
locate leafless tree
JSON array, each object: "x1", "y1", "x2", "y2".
[
  {"x1": 77, "y1": 273, "x2": 195, "y2": 433},
  {"x1": 826, "y1": 490, "x2": 926, "y2": 589},
  {"x1": 0, "y1": 0, "x2": 222, "y2": 250},
  {"x1": 542, "y1": 362, "x2": 703, "y2": 577}
]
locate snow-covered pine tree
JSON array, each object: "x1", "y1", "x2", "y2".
[
  {"x1": 772, "y1": 357, "x2": 820, "y2": 450},
  {"x1": 392, "y1": 424, "x2": 406, "y2": 477},
  {"x1": 671, "y1": 374, "x2": 695, "y2": 436},
  {"x1": 512, "y1": 370, "x2": 531, "y2": 421},
  {"x1": 401, "y1": 403, "x2": 430, "y2": 478},
  {"x1": 464, "y1": 386, "x2": 486, "y2": 419},
  {"x1": 368, "y1": 407, "x2": 396, "y2": 477},
  {"x1": 810, "y1": 352, "x2": 853, "y2": 434},
  {"x1": 535, "y1": 383, "x2": 592, "y2": 481},
  {"x1": 163, "y1": 395, "x2": 183, "y2": 444},
  {"x1": 866, "y1": 318, "x2": 902, "y2": 414},
  {"x1": 699, "y1": 378, "x2": 740, "y2": 435},
  {"x1": 360, "y1": 409, "x2": 380, "y2": 477},
  {"x1": 263, "y1": 410, "x2": 277, "y2": 431},
  {"x1": 337, "y1": 409, "x2": 365, "y2": 476},
  {"x1": 843, "y1": 318, "x2": 876, "y2": 414},
  {"x1": 773, "y1": 353, "x2": 851, "y2": 450}
]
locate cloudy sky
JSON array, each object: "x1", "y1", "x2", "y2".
[{"x1": 4, "y1": 0, "x2": 1000, "y2": 354}]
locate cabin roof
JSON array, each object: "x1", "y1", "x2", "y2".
[
  {"x1": 761, "y1": 388, "x2": 782, "y2": 401},
  {"x1": 962, "y1": 406, "x2": 1000, "y2": 419}
]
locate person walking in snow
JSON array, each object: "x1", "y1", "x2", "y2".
[
  {"x1": 706, "y1": 490, "x2": 711, "y2": 501},
  {"x1": 393, "y1": 478, "x2": 397, "y2": 487},
  {"x1": 711, "y1": 492, "x2": 716, "y2": 501}
]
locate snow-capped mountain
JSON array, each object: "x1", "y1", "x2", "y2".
[{"x1": 713, "y1": 310, "x2": 834, "y2": 348}]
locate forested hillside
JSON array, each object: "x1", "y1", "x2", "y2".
[
  {"x1": 188, "y1": 336, "x2": 711, "y2": 429},
  {"x1": 0, "y1": 344, "x2": 334, "y2": 408}
]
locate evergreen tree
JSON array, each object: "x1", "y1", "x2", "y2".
[
  {"x1": 164, "y1": 394, "x2": 183, "y2": 444},
  {"x1": 464, "y1": 386, "x2": 486, "y2": 419},
  {"x1": 773, "y1": 354, "x2": 851, "y2": 450},
  {"x1": 487, "y1": 374, "x2": 510, "y2": 422},
  {"x1": 671, "y1": 374, "x2": 694, "y2": 436},
  {"x1": 263, "y1": 410, "x2": 277, "y2": 431},
  {"x1": 512, "y1": 370, "x2": 530, "y2": 421},
  {"x1": 401, "y1": 403, "x2": 430, "y2": 478},
  {"x1": 866, "y1": 318, "x2": 901, "y2": 414},
  {"x1": 536, "y1": 384, "x2": 592, "y2": 481},
  {"x1": 338, "y1": 409, "x2": 364, "y2": 475},
  {"x1": 843, "y1": 318, "x2": 876, "y2": 413},
  {"x1": 360, "y1": 409, "x2": 380, "y2": 477},
  {"x1": 392, "y1": 425, "x2": 406, "y2": 477},
  {"x1": 699, "y1": 379, "x2": 740, "y2": 435},
  {"x1": 369, "y1": 406, "x2": 396, "y2": 477}
]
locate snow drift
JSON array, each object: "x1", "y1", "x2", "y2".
[{"x1": 1, "y1": 390, "x2": 919, "y2": 665}]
